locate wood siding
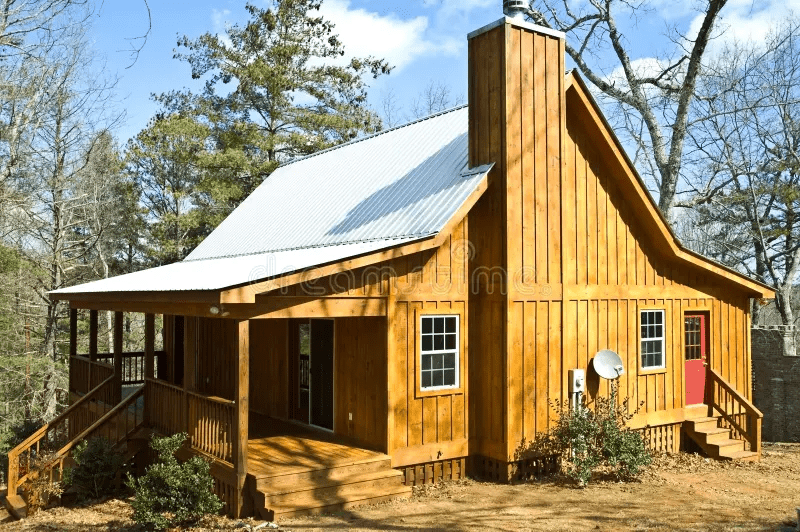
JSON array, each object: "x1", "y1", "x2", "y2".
[
  {"x1": 335, "y1": 317, "x2": 387, "y2": 451},
  {"x1": 249, "y1": 320, "x2": 290, "y2": 419},
  {"x1": 468, "y1": 21, "x2": 755, "y2": 461}
]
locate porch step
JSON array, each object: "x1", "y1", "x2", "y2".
[
  {"x1": 685, "y1": 417, "x2": 720, "y2": 432},
  {"x1": 274, "y1": 485, "x2": 411, "y2": 520},
  {"x1": 3, "y1": 494, "x2": 27, "y2": 520},
  {"x1": 683, "y1": 410, "x2": 760, "y2": 463},
  {"x1": 251, "y1": 460, "x2": 410, "y2": 521},
  {"x1": 255, "y1": 455, "x2": 393, "y2": 490},
  {"x1": 719, "y1": 450, "x2": 760, "y2": 462}
]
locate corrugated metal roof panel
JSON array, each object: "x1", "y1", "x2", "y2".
[
  {"x1": 51, "y1": 105, "x2": 492, "y2": 295},
  {"x1": 51, "y1": 237, "x2": 423, "y2": 294},
  {"x1": 186, "y1": 105, "x2": 472, "y2": 261}
]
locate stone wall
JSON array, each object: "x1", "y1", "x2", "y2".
[{"x1": 751, "y1": 326, "x2": 800, "y2": 442}]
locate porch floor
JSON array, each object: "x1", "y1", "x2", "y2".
[{"x1": 246, "y1": 414, "x2": 388, "y2": 479}]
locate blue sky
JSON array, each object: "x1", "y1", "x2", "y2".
[{"x1": 88, "y1": 0, "x2": 797, "y2": 145}]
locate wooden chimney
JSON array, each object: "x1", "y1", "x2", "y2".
[{"x1": 466, "y1": 17, "x2": 567, "y2": 462}]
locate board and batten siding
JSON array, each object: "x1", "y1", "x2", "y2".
[{"x1": 467, "y1": 19, "x2": 755, "y2": 462}]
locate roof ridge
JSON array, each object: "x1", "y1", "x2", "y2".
[
  {"x1": 278, "y1": 104, "x2": 469, "y2": 169},
  {"x1": 181, "y1": 232, "x2": 435, "y2": 263}
]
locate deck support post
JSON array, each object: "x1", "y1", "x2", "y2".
[
  {"x1": 233, "y1": 319, "x2": 250, "y2": 518},
  {"x1": 144, "y1": 313, "x2": 155, "y2": 426},
  {"x1": 69, "y1": 308, "x2": 77, "y2": 398},
  {"x1": 89, "y1": 310, "x2": 98, "y2": 361},
  {"x1": 182, "y1": 317, "x2": 196, "y2": 448},
  {"x1": 113, "y1": 311, "x2": 123, "y2": 403}
]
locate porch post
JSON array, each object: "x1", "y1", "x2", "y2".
[
  {"x1": 69, "y1": 308, "x2": 78, "y2": 357},
  {"x1": 89, "y1": 310, "x2": 98, "y2": 361},
  {"x1": 144, "y1": 314, "x2": 155, "y2": 381},
  {"x1": 183, "y1": 317, "x2": 197, "y2": 392},
  {"x1": 144, "y1": 313, "x2": 155, "y2": 426},
  {"x1": 113, "y1": 311, "x2": 123, "y2": 403},
  {"x1": 233, "y1": 319, "x2": 250, "y2": 518},
  {"x1": 183, "y1": 317, "x2": 197, "y2": 444},
  {"x1": 69, "y1": 308, "x2": 77, "y2": 397}
]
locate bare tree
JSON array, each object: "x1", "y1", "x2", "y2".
[
  {"x1": 380, "y1": 87, "x2": 402, "y2": 129},
  {"x1": 409, "y1": 79, "x2": 464, "y2": 120},
  {"x1": 686, "y1": 21, "x2": 800, "y2": 353},
  {"x1": 527, "y1": 0, "x2": 728, "y2": 218}
]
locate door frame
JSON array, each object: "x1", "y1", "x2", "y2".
[
  {"x1": 289, "y1": 318, "x2": 336, "y2": 432},
  {"x1": 309, "y1": 318, "x2": 335, "y2": 432},
  {"x1": 683, "y1": 309, "x2": 711, "y2": 405}
]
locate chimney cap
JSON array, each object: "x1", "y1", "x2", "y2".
[{"x1": 503, "y1": 0, "x2": 528, "y2": 20}]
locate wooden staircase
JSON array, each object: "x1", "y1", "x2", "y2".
[
  {"x1": 683, "y1": 368, "x2": 763, "y2": 463},
  {"x1": 3, "y1": 379, "x2": 146, "y2": 519},
  {"x1": 683, "y1": 413, "x2": 760, "y2": 462},
  {"x1": 249, "y1": 453, "x2": 410, "y2": 520}
]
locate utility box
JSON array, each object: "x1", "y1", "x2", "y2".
[{"x1": 568, "y1": 369, "x2": 585, "y2": 395}]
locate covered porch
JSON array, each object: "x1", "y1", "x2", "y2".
[{"x1": 54, "y1": 300, "x2": 400, "y2": 519}]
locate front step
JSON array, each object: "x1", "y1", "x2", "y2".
[
  {"x1": 683, "y1": 407, "x2": 759, "y2": 462},
  {"x1": 251, "y1": 456, "x2": 411, "y2": 521},
  {"x1": 256, "y1": 455, "x2": 392, "y2": 490},
  {"x1": 3, "y1": 494, "x2": 27, "y2": 520}
]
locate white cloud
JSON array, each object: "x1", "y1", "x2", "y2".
[
  {"x1": 211, "y1": 9, "x2": 233, "y2": 49},
  {"x1": 319, "y1": 0, "x2": 460, "y2": 73},
  {"x1": 687, "y1": 0, "x2": 800, "y2": 53}
]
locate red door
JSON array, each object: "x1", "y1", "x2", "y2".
[{"x1": 684, "y1": 314, "x2": 707, "y2": 405}]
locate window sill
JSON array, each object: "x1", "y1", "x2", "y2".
[
  {"x1": 638, "y1": 367, "x2": 667, "y2": 376},
  {"x1": 415, "y1": 387, "x2": 464, "y2": 399}
]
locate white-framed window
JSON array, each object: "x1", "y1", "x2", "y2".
[
  {"x1": 640, "y1": 310, "x2": 665, "y2": 369},
  {"x1": 420, "y1": 314, "x2": 459, "y2": 390}
]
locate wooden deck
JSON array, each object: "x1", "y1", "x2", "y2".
[
  {"x1": 247, "y1": 415, "x2": 387, "y2": 478},
  {"x1": 245, "y1": 415, "x2": 410, "y2": 520}
]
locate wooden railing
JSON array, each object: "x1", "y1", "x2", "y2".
[
  {"x1": 146, "y1": 378, "x2": 187, "y2": 436},
  {"x1": 95, "y1": 351, "x2": 166, "y2": 385},
  {"x1": 145, "y1": 378, "x2": 235, "y2": 465},
  {"x1": 706, "y1": 368, "x2": 763, "y2": 453},
  {"x1": 7, "y1": 375, "x2": 115, "y2": 496},
  {"x1": 69, "y1": 356, "x2": 114, "y2": 396},
  {"x1": 187, "y1": 391, "x2": 235, "y2": 464}
]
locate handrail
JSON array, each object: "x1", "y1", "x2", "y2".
[
  {"x1": 19, "y1": 387, "x2": 146, "y2": 490},
  {"x1": 54, "y1": 387, "x2": 145, "y2": 463},
  {"x1": 186, "y1": 389, "x2": 235, "y2": 406},
  {"x1": 7, "y1": 375, "x2": 115, "y2": 495},
  {"x1": 706, "y1": 368, "x2": 763, "y2": 453}
]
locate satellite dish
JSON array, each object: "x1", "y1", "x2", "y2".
[{"x1": 593, "y1": 350, "x2": 625, "y2": 380}]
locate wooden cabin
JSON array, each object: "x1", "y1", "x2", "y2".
[{"x1": 5, "y1": 14, "x2": 773, "y2": 520}]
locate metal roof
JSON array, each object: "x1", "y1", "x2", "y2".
[
  {"x1": 51, "y1": 238, "x2": 422, "y2": 294},
  {"x1": 187, "y1": 105, "x2": 475, "y2": 261},
  {"x1": 52, "y1": 106, "x2": 491, "y2": 295}
]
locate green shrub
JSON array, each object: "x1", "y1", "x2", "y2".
[
  {"x1": 126, "y1": 433, "x2": 223, "y2": 530},
  {"x1": 63, "y1": 437, "x2": 123, "y2": 500},
  {"x1": 517, "y1": 384, "x2": 651, "y2": 486}
]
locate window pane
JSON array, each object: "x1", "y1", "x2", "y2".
[
  {"x1": 422, "y1": 335, "x2": 432, "y2": 352},
  {"x1": 445, "y1": 333, "x2": 456, "y2": 350},
  {"x1": 432, "y1": 353, "x2": 444, "y2": 369},
  {"x1": 432, "y1": 370, "x2": 444, "y2": 387},
  {"x1": 422, "y1": 317, "x2": 432, "y2": 334},
  {"x1": 654, "y1": 312, "x2": 662, "y2": 324},
  {"x1": 443, "y1": 369, "x2": 455, "y2": 386},
  {"x1": 446, "y1": 316, "x2": 457, "y2": 333},
  {"x1": 422, "y1": 371, "x2": 431, "y2": 388},
  {"x1": 434, "y1": 317, "x2": 444, "y2": 333},
  {"x1": 299, "y1": 324, "x2": 310, "y2": 355},
  {"x1": 434, "y1": 335, "x2": 444, "y2": 350},
  {"x1": 422, "y1": 354, "x2": 431, "y2": 370},
  {"x1": 443, "y1": 352, "x2": 455, "y2": 370}
]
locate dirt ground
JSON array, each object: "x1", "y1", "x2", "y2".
[{"x1": 2, "y1": 443, "x2": 799, "y2": 531}]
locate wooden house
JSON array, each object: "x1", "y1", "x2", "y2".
[{"x1": 5, "y1": 14, "x2": 773, "y2": 520}]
